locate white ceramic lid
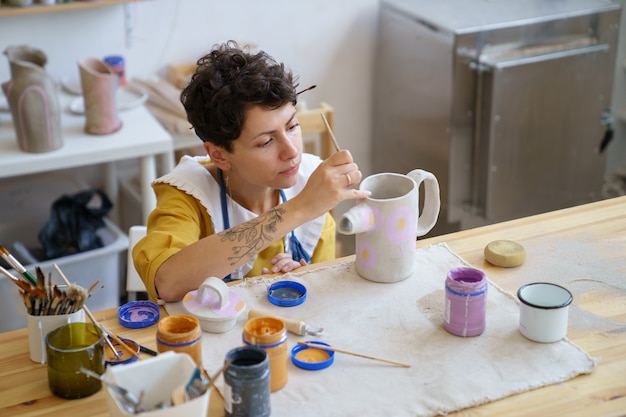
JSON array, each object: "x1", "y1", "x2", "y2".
[{"x1": 182, "y1": 277, "x2": 245, "y2": 323}]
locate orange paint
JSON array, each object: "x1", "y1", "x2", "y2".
[
  {"x1": 105, "y1": 338, "x2": 139, "y2": 364},
  {"x1": 294, "y1": 348, "x2": 330, "y2": 363}
]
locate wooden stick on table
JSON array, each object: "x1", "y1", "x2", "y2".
[
  {"x1": 203, "y1": 359, "x2": 231, "y2": 401},
  {"x1": 298, "y1": 341, "x2": 411, "y2": 368},
  {"x1": 52, "y1": 263, "x2": 139, "y2": 359}
]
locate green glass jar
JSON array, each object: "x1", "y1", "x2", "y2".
[{"x1": 45, "y1": 322, "x2": 105, "y2": 399}]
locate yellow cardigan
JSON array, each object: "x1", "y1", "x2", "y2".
[{"x1": 133, "y1": 181, "x2": 336, "y2": 299}]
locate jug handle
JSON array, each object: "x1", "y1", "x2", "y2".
[{"x1": 407, "y1": 169, "x2": 440, "y2": 236}]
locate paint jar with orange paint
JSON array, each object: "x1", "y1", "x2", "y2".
[
  {"x1": 242, "y1": 316, "x2": 288, "y2": 392},
  {"x1": 156, "y1": 314, "x2": 203, "y2": 368}
]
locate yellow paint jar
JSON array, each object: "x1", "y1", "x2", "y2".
[
  {"x1": 243, "y1": 316, "x2": 288, "y2": 392},
  {"x1": 156, "y1": 314, "x2": 203, "y2": 368}
]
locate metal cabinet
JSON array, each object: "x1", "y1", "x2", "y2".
[{"x1": 373, "y1": 0, "x2": 622, "y2": 235}]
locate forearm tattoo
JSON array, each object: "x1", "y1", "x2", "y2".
[{"x1": 220, "y1": 207, "x2": 286, "y2": 265}]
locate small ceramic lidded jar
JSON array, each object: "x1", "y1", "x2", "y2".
[{"x1": 444, "y1": 267, "x2": 488, "y2": 337}]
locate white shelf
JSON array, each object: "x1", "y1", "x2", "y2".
[
  {"x1": 0, "y1": 0, "x2": 142, "y2": 18},
  {"x1": 0, "y1": 92, "x2": 174, "y2": 222}
]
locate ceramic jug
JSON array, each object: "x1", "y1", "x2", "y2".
[
  {"x1": 2, "y1": 45, "x2": 63, "y2": 153},
  {"x1": 78, "y1": 57, "x2": 122, "y2": 135},
  {"x1": 338, "y1": 170, "x2": 440, "y2": 283}
]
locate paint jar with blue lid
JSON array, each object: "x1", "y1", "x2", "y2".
[
  {"x1": 444, "y1": 267, "x2": 488, "y2": 337},
  {"x1": 103, "y1": 55, "x2": 126, "y2": 87},
  {"x1": 243, "y1": 316, "x2": 288, "y2": 392},
  {"x1": 156, "y1": 314, "x2": 203, "y2": 368}
]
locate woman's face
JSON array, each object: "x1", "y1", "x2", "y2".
[{"x1": 228, "y1": 103, "x2": 303, "y2": 190}]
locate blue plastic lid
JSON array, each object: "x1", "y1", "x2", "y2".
[
  {"x1": 105, "y1": 337, "x2": 139, "y2": 366},
  {"x1": 118, "y1": 301, "x2": 160, "y2": 328},
  {"x1": 291, "y1": 341, "x2": 334, "y2": 370},
  {"x1": 103, "y1": 55, "x2": 125, "y2": 66},
  {"x1": 267, "y1": 281, "x2": 307, "y2": 307}
]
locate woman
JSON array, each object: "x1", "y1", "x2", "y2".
[{"x1": 133, "y1": 41, "x2": 369, "y2": 302}]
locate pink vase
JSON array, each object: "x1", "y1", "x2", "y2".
[
  {"x1": 2, "y1": 45, "x2": 63, "y2": 153},
  {"x1": 78, "y1": 57, "x2": 122, "y2": 135}
]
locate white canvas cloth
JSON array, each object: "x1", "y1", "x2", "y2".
[{"x1": 166, "y1": 242, "x2": 596, "y2": 417}]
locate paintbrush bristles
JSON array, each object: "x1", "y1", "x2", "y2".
[
  {"x1": 296, "y1": 84, "x2": 316, "y2": 95},
  {"x1": 2, "y1": 262, "x2": 88, "y2": 316},
  {"x1": 320, "y1": 112, "x2": 340, "y2": 152}
]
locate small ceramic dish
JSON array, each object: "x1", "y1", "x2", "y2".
[{"x1": 182, "y1": 277, "x2": 246, "y2": 333}]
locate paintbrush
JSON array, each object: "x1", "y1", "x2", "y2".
[
  {"x1": 0, "y1": 265, "x2": 33, "y2": 293},
  {"x1": 52, "y1": 263, "x2": 136, "y2": 359},
  {"x1": 35, "y1": 266, "x2": 45, "y2": 289},
  {"x1": 88, "y1": 280, "x2": 100, "y2": 294},
  {"x1": 297, "y1": 341, "x2": 411, "y2": 368},
  {"x1": 320, "y1": 112, "x2": 341, "y2": 152},
  {"x1": 296, "y1": 84, "x2": 316, "y2": 95},
  {"x1": 88, "y1": 283, "x2": 105, "y2": 299},
  {"x1": 48, "y1": 286, "x2": 62, "y2": 315},
  {"x1": 0, "y1": 244, "x2": 37, "y2": 286}
]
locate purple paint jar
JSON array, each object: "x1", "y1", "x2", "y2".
[{"x1": 444, "y1": 267, "x2": 487, "y2": 337}]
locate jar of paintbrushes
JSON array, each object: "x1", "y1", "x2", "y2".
[
  {"x1": 0, "y1": 246, "x2": 94, "y2": 363},
  {"x1": 25, "y1": 267, "x2": 90, "y2": 363}
]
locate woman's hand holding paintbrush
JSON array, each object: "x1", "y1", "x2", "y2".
[
  {"x1": 320, "y1": 112, "x2": 364, "y2": 191},
  {"x1": 290, "y1": 112, "x2": 370, "y2": 218}
]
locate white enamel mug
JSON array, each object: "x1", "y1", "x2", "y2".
[{"x1": 517, "y1": 282, "x2": 573, "y2": 343}]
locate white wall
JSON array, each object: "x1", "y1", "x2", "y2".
[
  {"x1": 0, "y1": 0, "x2": 379, "y2": 182},
  {"x1": 2, "y1": 0, "x2": 624, "y2": 205}
]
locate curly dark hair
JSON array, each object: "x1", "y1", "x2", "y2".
[{"x1": 181, "y1": 40, "x2": 299, "y2": 152}]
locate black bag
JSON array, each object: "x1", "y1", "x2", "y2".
[{"x1": 38, "y1": 189, "x2": 113, "y2": 259}]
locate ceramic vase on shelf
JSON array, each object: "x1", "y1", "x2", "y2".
[
  {"x1": 5, "y1": 0, "x2": 35, "y2": 6},
  {"x1": 2, "y1": 45, "x2": 63, "y2": 153},
  {"x1": 78, "y1": 57, "x2": 122, "y2": 135}
]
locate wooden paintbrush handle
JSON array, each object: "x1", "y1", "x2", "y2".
[{"x1": 248, "y1": 308, "x2": 306, "y2": 335}]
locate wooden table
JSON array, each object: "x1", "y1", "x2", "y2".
[{"x1": 1, "y1": 196, "x2": 625, "y2": 416}]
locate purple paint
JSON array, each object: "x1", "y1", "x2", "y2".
[{"x1": 444, "y1": 267, "x2": 487, "y2": 337}]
